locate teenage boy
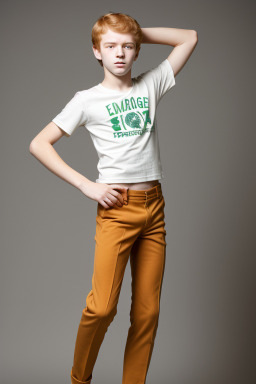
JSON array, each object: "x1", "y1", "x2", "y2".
[{"x1": 29, "y1": 12, "x2": 198, "y2": 384}]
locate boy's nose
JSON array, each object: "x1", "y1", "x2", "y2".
[{"x1": 116, "y1": 49, "x2": 124, "y2": 56}]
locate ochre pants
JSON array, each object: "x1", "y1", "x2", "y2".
[{"x1": 70, "y1": 182, "x2": 167, "y2": 384}]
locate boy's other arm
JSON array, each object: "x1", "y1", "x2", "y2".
[
  {"x1": 141, "y1": 27, "x2": 198, "y2": 77},
  {"x1": 29, "y1": 121, "x2": 92, "y2": 191},
  {"x1": 29, "y1": 122, "x2": 128, "y2": 208}
]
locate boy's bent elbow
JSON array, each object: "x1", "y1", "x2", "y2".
[
  {"x1": 29, "y1": 138, "x2": 47, "y2": 155},
  {"x1": 191, "y1": 30, "x2": 198, "y2": 43},
  {"x1": 29, "y1": 139, "x2": 36, "y2": 155}
]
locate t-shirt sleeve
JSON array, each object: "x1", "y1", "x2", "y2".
[
  {"x1": 140, "y1": 58, "x2": 176, "y2": 105},
  {"x1": 52, "y1": 92, "x2": 86, "y2": 137}
]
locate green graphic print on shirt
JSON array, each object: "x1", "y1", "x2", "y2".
[{"x1": 105, "y1": 95, "x2": 155, "y2": 139}]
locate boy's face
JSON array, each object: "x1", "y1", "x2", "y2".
[{"x1": 93, "y1": 28, "x2": 139, "y2": 77}]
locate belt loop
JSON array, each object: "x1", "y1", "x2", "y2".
[
  {"x1": 156, "y1": 186, "x2": 159, "y2": 198},
  {"x1": 144, "y1": 191, "x2": 147, "y2": 207}
]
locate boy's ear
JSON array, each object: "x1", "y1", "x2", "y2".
[{"x1": 92, "y1": 45, "x2": 102, "y2": 61}]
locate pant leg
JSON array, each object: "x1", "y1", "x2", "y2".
[
  {"x1": 71, "y1": 202, "x2": 142, "y2": 384},
  {"x1": 122, "y1": 195, "x2": 167, "y2": 384}
]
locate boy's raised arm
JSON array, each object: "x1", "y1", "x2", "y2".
[{"x1": 141, "y1": 27, "x2": 198, "y2": 77}]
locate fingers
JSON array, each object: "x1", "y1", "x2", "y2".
[
  {"x1": 118, "y1": 187, "x2": 129, "y2": 205},
  {"x1": 121, "y1": 187, "x2": 128, "y2": 204},
  {"x1": 106, "y1": 185, "x2": 129, "y2": 208},
  {"x1": 104, "y1": 195, "x2": 119, "y2": 208}
]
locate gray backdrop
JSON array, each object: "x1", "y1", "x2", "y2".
[{"x1": 1, "y1": 1, "x2": 255, "y2": 384}]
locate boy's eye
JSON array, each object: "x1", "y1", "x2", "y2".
[{"x1": 106, "y1": 45, "x2": 133, "y2": 49}]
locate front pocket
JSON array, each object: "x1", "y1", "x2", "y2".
[
  {"x1": 101, "y1": 202, "x2": 128, "y2": 221},
  {"x1": 97, "y1": 202, "x2": 106, "y2": 218}
]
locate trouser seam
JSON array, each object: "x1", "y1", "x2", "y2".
[
  {"x1": 81, "y1": 226, "x2": 126, "y2": 382},
  {"x1": 105, "y1": 226, "x2": 126, "y2": 312},
  {"x1": 143, "y1": 238, "x2": 166, "y2": 380}
]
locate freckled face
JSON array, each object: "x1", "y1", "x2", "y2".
[{"x1": 93, "y1": 28, "x2": 138, "y2": 76}]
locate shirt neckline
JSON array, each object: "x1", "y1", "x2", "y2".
[{"x1": 96, "y1": 79, "x2": 135, "y2": 95}]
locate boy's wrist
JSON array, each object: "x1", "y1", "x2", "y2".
[{"x1": 76, "y1": 176, "x2": 93, "y2": 192}]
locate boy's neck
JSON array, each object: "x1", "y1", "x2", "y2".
[{"x1": 100, "y1": 70, "x2": 133, "y2": 92}]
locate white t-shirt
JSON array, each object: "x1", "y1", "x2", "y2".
[{"x1": 52, "y1": 58, "x2": 175, "y2": 183}]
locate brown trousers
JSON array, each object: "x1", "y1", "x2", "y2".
[{"x1": 70, "y1": 182, "x2": 167, "y2": 384}]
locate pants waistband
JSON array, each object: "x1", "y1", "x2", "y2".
[{"x1": 127, "y1": 182, "x2": 162, "y2": 200}]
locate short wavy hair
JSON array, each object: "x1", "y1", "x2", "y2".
[{"x1": 92, "y1": 12, "x2": 143, "y2": 67}]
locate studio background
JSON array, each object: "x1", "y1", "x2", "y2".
[{"x1": 1, "y1": 1, "x2": 255, "y2": 384}]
